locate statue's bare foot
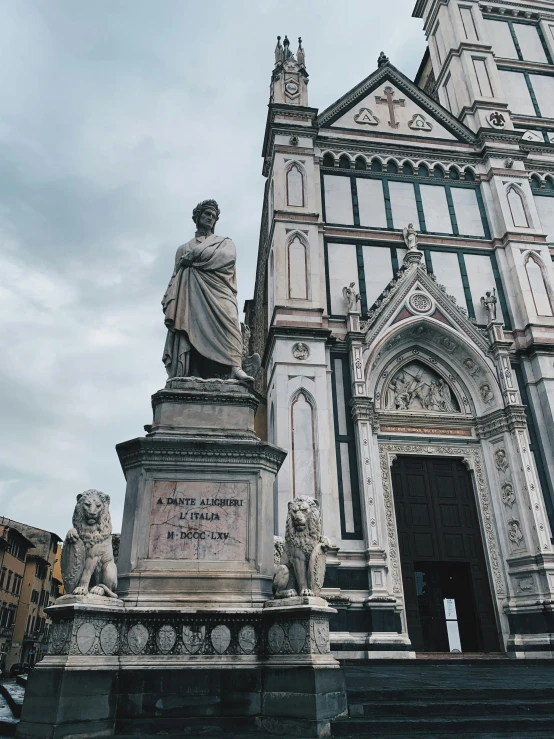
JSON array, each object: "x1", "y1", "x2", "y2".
[
  {"x1": 301, "y1": 588, "x2": 314, "y2": 597},
  {"x1": 230, "y1": 366, "x2": 254, "y2": 382},
  {"x1": 89, "y1": 586, "x2": 104, "y2": 596},
  {"x1": 73, "y1": 586, "x2": 88, "y2": 596}
]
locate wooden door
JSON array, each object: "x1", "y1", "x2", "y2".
[{"x1": 391, "y1": 456, "x2": 500, "y2": 652}]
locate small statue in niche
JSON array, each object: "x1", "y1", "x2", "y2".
[
  {"x1": 508, "y1": 518, "x2": 524, "y2": 548},
  {"x1": 480, "y1": 288, "x2": 498, "y2": 322},
  {"x1": 61, "y1": 490, "x2": 118, "y2": 599},
  {"x1": 501, "y1": 482, "x2": 516, "y2": 508},
  {"x1": 342, "y1": 282, "x2": 360, "y2": 313},
  {"x1": 495, "y1": 448, "x2": 509, "y2": 472},
  {"x1": 292, "y1": 341, "x2": 310, "y2": 360},
  {"x1": 480, "y1": 382, "x2": 494, "y2": 405},
  {"x1": 272, "y1": 497, "x2": 330, "y2": 598},
  {"x1": 403, "y1": 223, "x2": 419, "y2": 251}
]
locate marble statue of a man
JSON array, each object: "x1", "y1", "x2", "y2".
[{"x1": 162, "y1": 200, "x2": 252, "y2": 381}]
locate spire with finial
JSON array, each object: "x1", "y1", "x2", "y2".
[
  {"x1": 275, "y1": 35, "x2": 284, "y2": 65},
  {"x1": 297, "y1": 37, "x2": 305, "y2": 67},
  {"x1": 377, "y1": 51, "x2": 390, "y2": 68}
]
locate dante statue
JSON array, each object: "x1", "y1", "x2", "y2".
[{"x1": 162, "y1": 200, "x2": 252, "y2": 381}]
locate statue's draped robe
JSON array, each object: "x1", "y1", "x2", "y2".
[{"x1": 162, "y1": 234, "x2": 243, "y2": 377}]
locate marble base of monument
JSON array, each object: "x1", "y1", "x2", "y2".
[{"x1": 17, "y1": 598, "x2": 345, "y2": 738}]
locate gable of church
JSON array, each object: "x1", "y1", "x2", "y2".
[{"x1": 317, "y1": 64, "x2": 475, "y2": 143}]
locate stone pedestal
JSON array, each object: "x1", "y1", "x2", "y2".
[
  {"x1": 17, "y1": 381, "x2": 346, "y2": 738},
  {"x1": 116, "y1": 379, "x2": 286, "y2": 608},
  {"x1": 260, "y1": 597, "x2": 347, "y2": 737}
]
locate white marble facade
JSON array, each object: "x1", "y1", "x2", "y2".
[{"x1": 250, "y1": 0, "x2": 554, "y2": 658}]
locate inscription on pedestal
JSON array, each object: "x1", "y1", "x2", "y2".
[{"x1": 149, "y1": 480, "x2": 248, "y2": 560}]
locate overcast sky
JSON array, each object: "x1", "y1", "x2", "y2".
[{"x1": 0, "y1": 0, "x2": 426, "y2": 536}]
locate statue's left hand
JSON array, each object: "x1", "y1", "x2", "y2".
[{"x1": 178, "y1": 253, "x2": 194, "y2": 269}]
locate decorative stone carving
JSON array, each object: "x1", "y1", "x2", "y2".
[
  {"x1": 211, "y1": 624, "x2": 231, "y2": 654},
  {"x1": 480, "y1": 382, "x2": 495, "y2": 405},
  {"x1": 508, "y1": 518, "x2": 524, "y2": 548},
  {"x1": 182, "y1": 625, "x2": 205, "y2": 654},
  {"x1": 354, "y1": 107, "x2": 379, "y2": 126},
  {"x1": 463, "y1": 357, "x2": 481, "y2": 377},
  {"x1": 127, "y1": 624, "x2": 149, "y2": 654},
  {"x1": 241, "y1": 323, "x2": 262, "y2": 379},
  {"x1": 292, "y1": 341, "x2": 310, "y2": 360},
  {"x1": 480, "y1": 288, "x2": 497, "y2": 322},
  {"x1": 403, "y1": 223, "x2": 418, "y2": 251},
  {"x1": 288, "y1": 622, "x2": 307, "y2": 653},
  {"x1": 408, "y1": 113, "x2": 432, "y2": 131},
  {"x1": 156, "y1": 625, "x2": 176, "y2": 654},
  {"x1": 501, "y1": 482, "x2": 516, "y2": 508},
  {"x1": 76, "y1": 622, "x2": 96, "y2": 655},
  {"x1": 238, "y1": 625, "x2": 257, "y2": 654},
  {"x1": 494, "y1": 448, "x2": 509, "y2": 472},
  {"x1": 162, "y1": 199, "x2": 253, "y2": 383},
  {"x1": 61, "y1": 489, "x2": 118, "y2": 599},
  {"x1": 272, "y1": 497, "x2": 330, "y2": 598},
  {"x1": 267, "y1": 623, "x2": 285, "y2": 653},
  {"x1": 289, "y1": 134, "x2": 299, "y2": 146},
  {"x1": 342, "y1": 282, "x2": 360, "y2": 312},
  {"x1": 488, "y1": 111, "x2": 506, "y2": 128},
  {"x1": 439, "y1": 336, "x2": 457, "y2": 353},
  {"x1": 100, "y1": 623, "x2": 118, "y2": 655},
  {"x1": 385, "y1": 362, "x2": 459, "y2": 413},
  {"x1": 377, "y1": 51, "x2": 389, "y2": 67},
  {"x1": 408, "y1": 292, "x2": 432, "y2": 313}
]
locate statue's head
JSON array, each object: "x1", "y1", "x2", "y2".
[{"x1": 192, "y1": 199, "x2": 220, "y2": 234}]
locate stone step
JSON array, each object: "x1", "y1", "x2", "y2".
[
  {"x1": 331, "y1": 715, "x2": 554, "y2": 737},
  {"x1": 346, "y1": 687, "x2": 554, "y2": 703},
  {"x1": 348, "y1": 697, "x2": 554, "y2": 719}
]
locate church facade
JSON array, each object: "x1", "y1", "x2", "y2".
[{"x1": 246, "y1": 0, "x2": 554, "y2": 658}]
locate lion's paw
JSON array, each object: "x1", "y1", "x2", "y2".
[
  {"x1": 66, "y1": 528, "x2": 80, "y2": 543},
  {"x1": 301, "y1": 588, "x2": 314, "y2": 597},
  {"x1": 73, "y1": 586, "x2": 88, "y2": 596},
  {"x1": 89, "y1": 586, "x2": 104, "y2": 596}
]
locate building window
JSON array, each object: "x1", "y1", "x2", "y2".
[
  {"x1": 443, "y1": 75, "x2": 458, "y2": 113},
  {"x1": 0, "y1": 568, "x2": 6, "y2": 590},
  {"x1": 31, "y1": 589, "x2": 39, "y2": 604},
  {"x1": 290, "y1": 390, "x2": 317, "y2": 499},
  {"x1": 322, "y1": 152, "x2": 335, "y2": 168},
  {"x1": 286, "y1": 163, "x2": 304, "y2": 207},
  {"x1": 35, "y1": 563, "x2": 47, "y2": 580},
  {"x1": 339, "y1": 154, "x2": 351, "y2": 170},
  {"x1": 288, "y1": 235, "x2": 308, "y2": 300},
  {"x1": 525, "y1": 254, "x2": 554, "y2": 316},
  {"x1": 5, "y1": 572, "x2": 12, "y2": 592},
  {"x1": 507, "y1": 184, "x2": 529, "y2": 227}
]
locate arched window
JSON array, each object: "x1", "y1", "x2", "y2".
[
  {"x1": 339, "y1": 154, "x2": 351, "y2": 169},
  {"x1": 268, "y1": 249, "x2": 275, "y2": 321},
  {"x1": 288, "y1": 235, "x2": 308, "y2": 300},
  {"x1": 418, "y1": 163, "x2": 430, "y2": 177},
  {"x1": 507, "y1": 185, "x2": 529, "y2": 228},
  {"x1": 449, "y1": 167, "x2": 460, "y2": 180},
  {"x1": 545, "y1": 177, "x2": 554, "y2": 191},
  {"x1": 291, "y1": 390, "x2": 317, "y2": 498},
  {"x1": 464, "y1": 168, "x2": 475, "y2": 181},
  {"x1": 387, "y1": 160, "x2": 399, "y2": 174},
  {"x1": 525, "y1": 254, "x2": 554, "y2": 316},
  {"x1": 322, "y1": 153, "x2": 335, "y2": 168},
  {"x1": 355, "y1": 156, "x2": 366, "y2": 170},
  {"x1": 403, "y1": 162, "x2": 414, "y2": 176},
  {"x1": 530, "y1": 175, "x2": 541, "y2": 191},
  {"x1": 371, "y1": 158, "x2": 383, "y2": 172},
  {"x1": 286, "y1": 164, "x2": 304, "y2": 207},
  {"x1": 433, "y1": 164, "x2": 445, "y2": 179}
]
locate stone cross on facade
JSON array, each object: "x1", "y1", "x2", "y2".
[{"x1": 375, "y1": 86, "x2": 405, "y2": 129}]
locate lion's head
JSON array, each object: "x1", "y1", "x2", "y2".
[
  {"x1": 72, "y1": 489, "x2": 112, "y2": 548},
  {"x1": 285, "y1": 496, "x2": 321, "y2": 555}
]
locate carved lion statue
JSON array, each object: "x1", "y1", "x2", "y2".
[
  {"x1": 272, "y1": 496, "x2": 329, "y2": 599},
  {"x1": 61, "y1": 490, "x2": 118, "y2": 598}
]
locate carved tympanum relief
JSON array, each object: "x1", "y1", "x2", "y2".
[{"x1": 385, "y1": 362, "x2": 460, "y2": 413}]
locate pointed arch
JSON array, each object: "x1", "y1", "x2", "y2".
[
  {"x1": 506, "y1": 183, "x2": 530, "y2": 228},
  {"x1": 355, "y1": 155, "x2": 367, "y2": 170},
  {"x1": 530, "y1": 174, "x2": 542, "y2": 191},
  {"x1": 290, "y1": 388, "x2": 317, "y2": 499},
  {"x1": 286, "y1": 161, "x2": 305, "y2": 207},
  {"x1": 524, "y1": 251, "x2": 554, "y2": 317},
  {"x1": 402, "y1": 161, "x2": 415, "y2": 176},
  {"x1": 418, "y1": 162, "x2": 430, "y2": 177},
  {"x1": 387, "y1": 158, "x2": 400, "y2": 174},
  {"x1": 371, "y1": 157, "x2": 384, "y2": 172},
  {"x1": 322, "y1": 152, "x2": 335, "y2": 168},
  {"x1": 448, "y1": 165, "x2": 461, "y2": 180},
  {"x1": 433, "y1": 163, "x2": 446, "y2": 179},
  {"x1": 287, "y1": 231, "x2": 309, "y2": 300},
  {"x1": 464, "y1": 166, "x2": 476, "y2": 181}
]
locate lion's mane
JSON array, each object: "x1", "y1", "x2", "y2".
[
  {"x1": 72, "y1": 489, "x2": 112, "y2": 550},
  {"x1": 285, "y1": 496, "x2": 322, "y2": 557}
]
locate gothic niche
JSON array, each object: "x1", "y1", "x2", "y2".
[{"x1": 385, "y1": 362, "x2": 460, "y2": 413}]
